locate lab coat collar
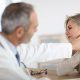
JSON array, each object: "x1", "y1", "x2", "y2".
[{"x1": 0, "y1": 34, "x2": 19, "y2": 67}]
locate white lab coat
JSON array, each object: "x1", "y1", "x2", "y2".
[
  {"x1": 0, "y1": 35, "x2": 38, "y2": 80},
  {"x1": 0, "y1": 35, "x2": 72, "y2": 80}
]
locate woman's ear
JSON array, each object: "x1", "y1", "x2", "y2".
[{"x1": 15, "y1": 26, "x2": 24, "y2": 39}]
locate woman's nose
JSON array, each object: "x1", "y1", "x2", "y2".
[
  {"x1": 65, "y1": 30, "x2": 69, "y2": 36},
  {"x1": 65, "y1": 30, "x2": 68, "y2": 35}
]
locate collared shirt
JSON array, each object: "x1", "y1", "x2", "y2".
[
  {"x1": 5, "y1": 37, "x2": 17, "y2": 56},
  {"x1": 1, "y1": 35, "x2": 17, "y2": 56},
  {"x1": 1, "y1": 35, "x2": 20, "y2": 66}
]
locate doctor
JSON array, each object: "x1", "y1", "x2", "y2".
[
  {"x1": 0, "y1": 2, "x2": 46, "y2": 80},
  {"x1": 0, "y1": 2, "x2": 76, "y2": 80}
]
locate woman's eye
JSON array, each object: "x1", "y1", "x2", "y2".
[
  {"x1": 67, "y1": 26, "x2": 72, "y2": 30},
  {"x1": 68, "y1": 27, "x2": 72, "y2": 29}
]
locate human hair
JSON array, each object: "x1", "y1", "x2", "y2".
[
  {"x1": 65, "y1": 14, "x2": 80, "y2": 27},
  {"x1": 1, "y1": 2, "x2": 34, "y2": 34}
]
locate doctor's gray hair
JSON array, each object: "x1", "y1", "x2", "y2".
[
  {"x1": 1, "y1": 2, "x2": 34, "y2": 34},
  {"x1": 65, "y1": 13, "x2": 80, "y2": 27}
]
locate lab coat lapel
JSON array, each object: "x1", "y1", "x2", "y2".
[{"x1": 0, "y1": 35, "x2": 19, "y2": 67}]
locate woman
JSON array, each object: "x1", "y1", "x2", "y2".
[{"x1": 39, "y1": 14, "x2": 80, "y2": 76}]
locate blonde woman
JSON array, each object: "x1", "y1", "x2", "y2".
[{"x1": 39, "y1": 14, "x2": 80, "y2": 76}]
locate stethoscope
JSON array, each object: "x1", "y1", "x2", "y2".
[
  {"x1": 0, "y1": 35, "x2": 34, "y2": 80},
  {"x1": 0, "y1": 41, "x2": 32, "y2": 80},
  {"x1": 20, "y1": 62, "x2": 33, "y2": 80}
]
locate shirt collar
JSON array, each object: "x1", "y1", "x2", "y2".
[{"x1": 1, "y1": 35, "x2": 17, "y2": 55}]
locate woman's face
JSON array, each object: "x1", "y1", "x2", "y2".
[{"x1": 66, "y1": 20, "x2": 80, "y2": 43}]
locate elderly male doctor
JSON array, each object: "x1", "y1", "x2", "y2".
[{"x1": 0, "y1": 2, "x2": 76, "y2": 80}]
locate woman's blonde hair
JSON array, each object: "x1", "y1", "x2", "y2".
[{"x1": 65, "y1": 14, "x2": 80, "y2": 27}]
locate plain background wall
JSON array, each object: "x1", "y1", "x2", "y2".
[
  {"x1": 1, "y1": 0, "x2": 80, "y2": 35},
  {"x1": 22, "y1": 0, "x2": 80, "y2": 35}
]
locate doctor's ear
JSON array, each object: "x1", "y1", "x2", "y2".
[{"x1": 15, "y1": 26, "x2": 24, "y2": 38}]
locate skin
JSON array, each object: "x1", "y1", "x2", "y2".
[
  {"x1": 21, "y1": 11, "x2": 38, "y2": 43},
  {"x1": 1, "y1": 11, "x2": 38, "y2": 46},
  {"x1": 66, "y1": 20, "x2": 80, "y2": 50},
  {"x1": 66, "y1": 20, "x2": 80, "y2": 43}
]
